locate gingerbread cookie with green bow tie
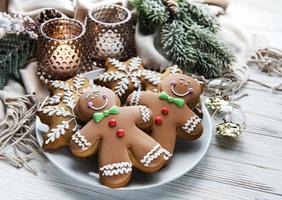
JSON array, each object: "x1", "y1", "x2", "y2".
[
  {"x1": 70, "y1": 87, "x2": 166, "y2": 188},
  {"x1": 126, "y1": 74, "x2": 203, "y2": 163},
  {"x1": 144, "y1": 65, "x2": 183, "y2": 93}
]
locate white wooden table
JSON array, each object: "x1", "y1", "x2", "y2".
[{"x1": 1, "y1": 0, "x2": 282, "y2": 199}]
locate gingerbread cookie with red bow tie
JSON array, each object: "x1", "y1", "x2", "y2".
[
  {"x1": 127, "y1": 74, "x2": 203, "y2": 163},
  {"x1": 70, "y1": 87, "x2": 166, "y2": 188}
]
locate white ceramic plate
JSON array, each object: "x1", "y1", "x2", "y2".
[{"x1": 36, "y1": 70, "x2": 212, "y2": 190}]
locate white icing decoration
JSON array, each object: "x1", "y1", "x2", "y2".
[
  {"x1": 171, "y1": 85, "x2": 191, "y2": 97},
  {"x1": 81, "y1": 87, "x2": 91, "y2": 94},
  {"x1": 128, "y1": 57, "x2": 142, "y2": 71},
  {"x1": 63, "y1": 90, "x2": 76, "y2": 110},
  {"x1": 114, "y1": 78, "x2": 129, "y2": 97},
  {"x1": 168, "y1": 65, "x2": 182, "y2": 74},
  {"x1": 45, "y1": 121, "x2": 70, "y2": 144},
  {"x1": 40, "y1": 106, "x2": 73, "y2": 117},
  {"x1": 73, "y1": 74, "x2": 85, "y2": 91},
  {"x1": 141, "y1": 70, "x2": 161, "y2": 86},
  {"x1": 129, "y1": 90, "x2": 141, "y2": 106},
  {"x1": 161, "y1": 148, "x2": 173, "y2": 160},
  {"x1": 140, "y1": 144, "x2": 163, "y2": 167},
  {"x1": 45, "y1": 93, "x2": 63, "y2": 105},
  {"x1": 98, "y1": 71, "x2": 123, "y2": 82},
  {"x1": 72, "y1": 124, "x2": 80, "y2": 132},
  {"x1": 98, "y1": 57, "x2": 160, "y2": 97},
  {"x1": 182, "y1": 116, "x2": 201, "y2": 134},
  {"x1": 72, "y1": 130, "x2": 91, "y2": 150},
  {"x1": 41, "y1": 74, "x2": 89, "y2": 145},
  {"x1": 139, "y1": 106, "x2": 151, "y2": 123},
  {"x1": 50, "y1": 80, "x2": 71, "y2": 91},
  {"x1": 100, "y1": 162, "x2": 132, "y2": 176}
]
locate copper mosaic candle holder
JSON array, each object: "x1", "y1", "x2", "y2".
[
  {"x1": 85, "y1": 4, "x2": 136, "y2": 67},
  {"x1": 37, "y1": 18, "x2": 88, "y2": 81}
]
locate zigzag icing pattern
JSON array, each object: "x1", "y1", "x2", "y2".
[
  {"x1": 129, "y1": 90, "x2": 141, "y2": 106},
  {"x1": 139, "y1": 106, "x2": 151, "y2": 123},
  {"x1": 161, "y1": 148, "x2": 173, "y2": 160},
  {"x1": 140, "y1": 144, "x2": 163, "y2": 167},
  {"x1": 100, "y1": 162, "x2": 132, "y2": 176},
  {"x1": 182, "y1": 116, "x2": 201, "y2": 134},
  {"x1": 72, "y1": 130, "x2": 91, "y2": 150}
]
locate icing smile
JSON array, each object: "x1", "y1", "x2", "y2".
[
  {"x1": 86, "y1": 92, "x2": 108, "y2": 111},
  {"x1": 171, "y1": 78, "x2": 194, "y2": 97}
]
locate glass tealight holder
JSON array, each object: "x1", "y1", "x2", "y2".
[
  {"x1": 212, "y1": 104, "x2": 247, "y2": 138},
  {"x1": 85, "y1": 4, "x2": 136, "y2": 67},
  {"x1": 202, "y1": 78, "x2": 234, "y2": 112},
  {"x1": 37, "y1": 18, "x2": 88, "y2": 82}
]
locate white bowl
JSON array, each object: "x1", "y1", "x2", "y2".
[{"x1": 36, "y1": 70, "x2": 212, "y2": 190}]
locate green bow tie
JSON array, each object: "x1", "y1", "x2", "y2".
[
  {"x1": 159, "y1": 91, "x2": 185, "y2": 108},
  {"x1": 93, "y1": 106, "x2": 120, "y2": 123}
]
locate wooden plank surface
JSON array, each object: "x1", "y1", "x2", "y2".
[{"x1": 1, "y1": 0, "x2": 282, "y2": 199}]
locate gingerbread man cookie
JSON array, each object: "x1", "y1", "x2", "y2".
[
  {"x1": 145, "y1": 65, "x2": 183, "y2": 93},
  {"x1": 70, "y1": 87, "x2": 166, "y2": 188},
  {"x1": 127, "y1": 74, "x2": 203, "y2": 162},
  {"x1": 37, "y1": 74, "x2": 90, "y2": 150},
  {"x1": 94, "y1": 57, "x2": 160, "y2": 103}
]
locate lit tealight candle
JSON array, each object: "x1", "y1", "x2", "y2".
[{"x1": 37, "y1": 18, "x2": 89, "y2": 81}]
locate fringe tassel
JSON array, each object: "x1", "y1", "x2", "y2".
[{"x1": 0, "y1": 95, "x2": 42, "y2": 175}]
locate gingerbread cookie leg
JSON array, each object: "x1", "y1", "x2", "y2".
[
  {"x1": 98, "y1": 141, "x2": 132, "y2": 188},
  {"x1": 124, "y1": 105, "x2": 166, "y2": 171},
  {"x1": 128, "y1": 127, "x2": 165, "y2": 172}
]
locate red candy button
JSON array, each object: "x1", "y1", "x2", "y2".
[
  {"x1": 161, "y1": 107, "x2": 169, "y2": 116},
  {"x1": 108, "y1": 119, "x2": 117, "y2": 127},
  {"x1": 116, "y1": 129, "x2": 125, "y2": 137},
  {"x1": 155, "y1": 116, "x2": 163, "y2": 126}
]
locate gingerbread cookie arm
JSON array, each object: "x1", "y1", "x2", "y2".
[
  {"x1": 126, "y1": 91, "x2": 153, "y2": 107},
  {"x1": 126, "y1": 105, "x2": 152, "y2": 128},
  {"x1": 177, "y1": 107, "x2": 203, "y2": 140},
  {"x1": 70, "y1": 121, "x2": 101, "y2": 158}
]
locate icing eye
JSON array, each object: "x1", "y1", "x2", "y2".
[
  {"x1": 171, "y1": 81, "x2": 177, "y2": 86},
  {"x1": 188, "y1": 88, "x2": 194, "y2": 93},
  {"x1": 103, "y1": 95, "x2": 107, "y2": 99},
  {"x1": 91, "y1": 96, "x2": 95, "y2": 100},
  {"x1": 87, "y1": 101, "x2": 93, "y2": 108}
]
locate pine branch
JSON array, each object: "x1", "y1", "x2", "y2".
[
  {"x1": 161, "y1": 21, "x2": 234, "y2": 78},
  {"x1": 178, "y1": 0, "x2": 219, "y2": 33},
  {"x1": 187, "y1": 24, "x2": 235, "y2": 70},
  {"x1": 133, "y1": 0, "x2": 235, "y2": 78},
  {"x1": 196, "y1": 52, "x2": 222, "y2": 78},
  {"x1": 161, "y1": 21, "x2": 198, "y2": 68},
  {"x1": 132, "y1": 0, "x2": 170, "y2": 26}
]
